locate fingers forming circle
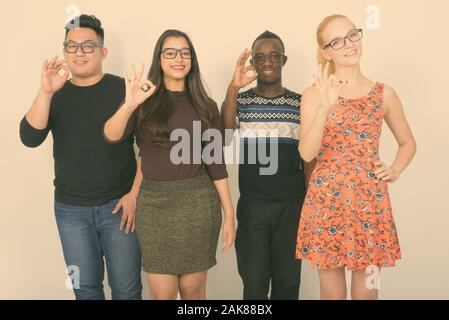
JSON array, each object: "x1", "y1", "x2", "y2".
[{"x1": 142, "y1": 84, "x2": 150, "y2": 92}]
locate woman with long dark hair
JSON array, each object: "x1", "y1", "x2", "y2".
[{"x1": 104, "y1": 29, "x2": 235, "y2": 300}]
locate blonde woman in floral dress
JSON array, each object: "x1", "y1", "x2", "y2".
[{"x1": 296, "y1": 15, "x2": 416, "y2": 300}]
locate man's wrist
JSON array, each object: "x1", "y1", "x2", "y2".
[{"x1": 38, "y1": 88, "x2": 54, "y2": 100}]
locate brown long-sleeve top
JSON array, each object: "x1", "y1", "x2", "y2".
[{"x1": 115, "y1": 90, "x2": 228, "y2": 182}]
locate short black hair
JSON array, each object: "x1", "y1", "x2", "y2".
[
  {"x1": 65, "y1": 14, "x2": 104, "y2": 43},
  {"x1": 251, "y1": 30, "x2": 285, "y2": 53}
]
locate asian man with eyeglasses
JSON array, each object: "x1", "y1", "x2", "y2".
[{"x1": 19, "y1": 14, "x2": 142, "y2": 300}]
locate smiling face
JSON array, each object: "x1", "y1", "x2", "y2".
[
  {"x1": 64, "y1": 28, "x2": 107, "y2": 80},
  {"x1": 320, "y1": 17, "x2": 363, "y2": 69},
  {"x1": 160, "y1": 36, "x2": 192, "y2": 84},
  {"x1": 251, "y1": 38, "x2": 287, "y2": 86}
]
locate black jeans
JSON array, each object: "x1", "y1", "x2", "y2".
[{"x1": 235, "y1": 196, "x2": 303, "y2": 300}]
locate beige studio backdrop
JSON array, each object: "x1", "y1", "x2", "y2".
[{"x1": 1, "y1": 0, "x2": 448, "y2": 299}]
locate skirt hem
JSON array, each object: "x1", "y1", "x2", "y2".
[{"x1": 142, "y1": 261, "x2": 217, "y2": 275}]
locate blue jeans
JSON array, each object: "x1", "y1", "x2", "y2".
[{"x1": 54, "y1": 199, "x2": 142, "y2": 300}]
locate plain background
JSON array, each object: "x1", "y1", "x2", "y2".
[{"x1": 1, "y1": 0, "x2": 448, "y2": 299}]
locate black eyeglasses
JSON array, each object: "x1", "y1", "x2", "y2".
[
  {"x1": 252, "y1": 51, "x2": 285, "y2": 65},
  {"x1": 323, "y1": 28, "x2": 363, "y2": 50},
  {"x1": 63, "y1": 40, "x2": 103, "y2": 54},
  {"x1": 161, "y1": 48, "x2": 193, "y2": 59}
]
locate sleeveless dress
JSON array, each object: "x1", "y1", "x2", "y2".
[{"x1": 295, "y1": 82, "x2": 401, "y2": 271}]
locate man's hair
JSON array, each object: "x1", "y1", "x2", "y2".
[
  {"x1": 65, "y1": 14, "x2": 104, "y2": 43},
  {"x1": 251, "y1": 30, "x2": 285, "y2": 53}
]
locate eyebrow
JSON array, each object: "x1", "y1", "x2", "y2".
[
  {"x1": 65, "y1": 40, "x2": 98, "y2": 43},
  {"x1": 161, "y1": 47, "x2": 191, "y2": 50},
  {"x1": 253, "y1": 50, "x2": 282, "y2": 55},
  {"x1": 330, "y1": 28, "x2": 357, "y2": 42}
]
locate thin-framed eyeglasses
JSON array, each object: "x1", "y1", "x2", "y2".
[{"x1": 252, "y1": 51, "x2": 286, "y2": 65}]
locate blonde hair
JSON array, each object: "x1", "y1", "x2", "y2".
[{"x1": 316, "y1": 14, "x2": 355, "y2": 75}]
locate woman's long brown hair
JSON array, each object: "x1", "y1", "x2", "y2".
[{"x1": 138, "y1": 29, "x2": 214, "y2": 147}]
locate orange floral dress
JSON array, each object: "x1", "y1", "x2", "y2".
[{"x1": 296, "y1": 82, "x2": 401, "y2": 271}]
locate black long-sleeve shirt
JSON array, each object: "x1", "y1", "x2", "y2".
[{"x1": 19, "y1": 74, "x2": 136, "y2": 206}]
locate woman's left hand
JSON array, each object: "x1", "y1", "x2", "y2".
[
  {"x1": 374, "y1": 161, "x2": 399, "y2": 182},
  {"x1": 221, "y1": 216, "x2": 236, "y2": 253}
]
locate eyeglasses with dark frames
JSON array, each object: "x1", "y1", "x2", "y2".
[
  {"x1": 63, "y1": 40, "x2": 103, "y2": 54},
  {"x1": 161, "y1": 48, "x2": 193, "y2": 59},
  {"x1": 252, "y1": 51, "x2": 286, "y2": 65},
  {"x1": 323, "y1": 28, "x2": 363, "y2": 50}
]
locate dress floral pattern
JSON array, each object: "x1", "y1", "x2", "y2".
[{"x1": 296, "y1": 82, "x2": 401, "y2": 271}]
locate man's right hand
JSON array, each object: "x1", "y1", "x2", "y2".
[
  {"x1": 230, "y1": 48, "x2": 258, "y2": 89},
  {"x1": 41, "y1": 56, "x2": 70, "y2": 94}
]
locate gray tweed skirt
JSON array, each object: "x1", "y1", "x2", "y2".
[{"x1": 135, "y1": 174, "x2": 222, "y2": 275}]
